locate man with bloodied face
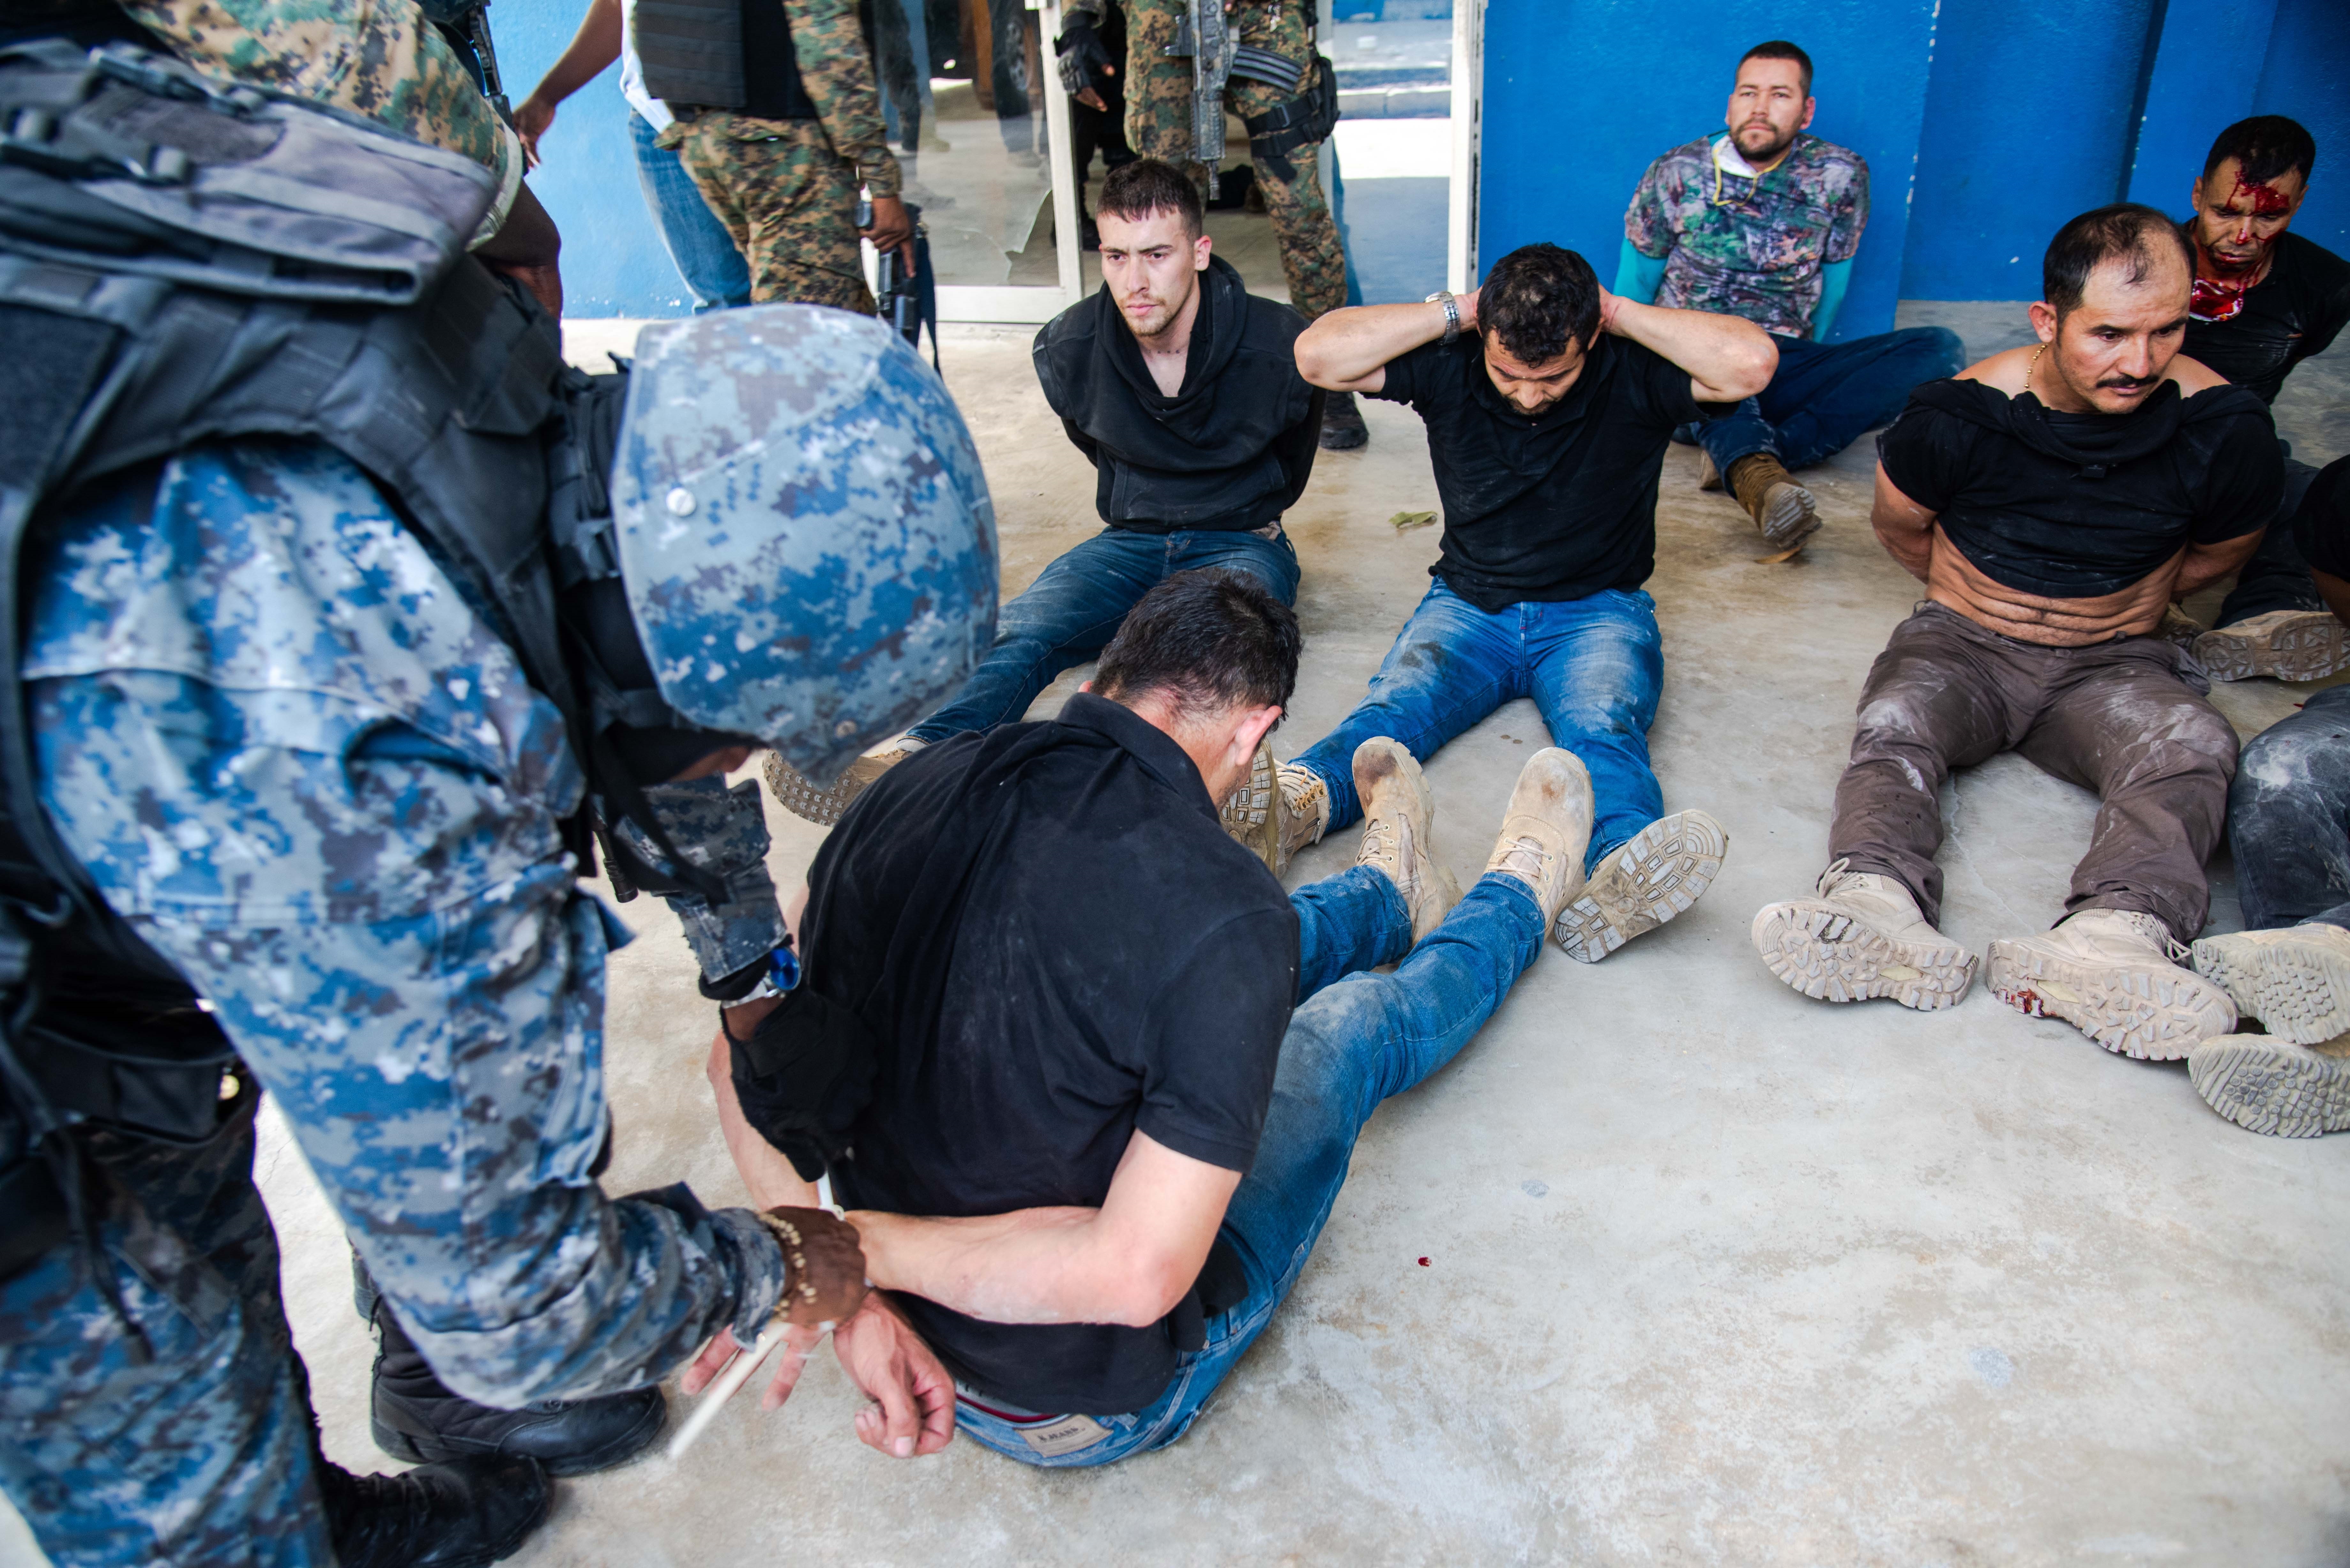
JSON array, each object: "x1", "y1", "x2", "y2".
[
  {"x1": 2172, "y1": 116, "x2": 2350, "y2": 682},
  {"x1": 1751, "y1": 205, "x2": 2284, "y2": 1063}
]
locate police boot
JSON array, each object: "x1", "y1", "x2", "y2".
[
  {"x1": 369, "y1": 1296, "x2": 667, "y2": 1477},
  {"x1": 1726, "y1": 453, "x2": 1820, "y2": 552},
  {"x1": 320, "y1": 1453, "x2": 550, "y2": 1568},
  {"x1": 1319, "y1": 390, "x2": 1369, "y2": 451}
]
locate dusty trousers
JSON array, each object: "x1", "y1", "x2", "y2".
[{"x1": 1829, "y1": 601, "x2": 2239, "y2": 941}]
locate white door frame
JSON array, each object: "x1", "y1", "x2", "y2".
[
  {"x1": 933, "y1": 0, "x2": 1086, "y2": 322},
  {"x1": 1445, "y1": 0, "x2": 1483, "y2": 294}
]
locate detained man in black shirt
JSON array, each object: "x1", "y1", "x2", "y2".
[
  {"x1": 697, "y1": 571, "x2": 1598, "y2": 1463},
  {"x1": 1753, "y1": 205, "x2": 2285, "y2": 1064},
  {"x1": 763, "y1": 159, "x2": 1324, "y2": 841},
  {"x1": 1270, "y1": 242, "x2": 1776, "y2": 963},
  {"x1": 2168, "y1": 115, "x2": 2350, "y2": 682},
  {"x1": 2187, "y1": 455, "x2": 2350, "y2": 1137}
]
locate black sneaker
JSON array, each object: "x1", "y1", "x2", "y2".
[
  {"x1": 320, "y1": 1455, "x2": 550, "y2": 1568},
  {"x1": 371, "y1": 1298, "x2": 666, "y2": 1477},
  {"x1": 1319, "y1": 389, "x2": 1368, "y2": 450}
]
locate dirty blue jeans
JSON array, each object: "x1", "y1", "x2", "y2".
[
  {"x1": 1292, "y1": 579, "x2": 1664, "y2": 873},
  {"x1": 1689, "y1": 326, "x2": 1966, "y2": 474},
  {"x1": 907, "y1": 525, "x2": 1301, "y2": 743},
  {"x1": 952, "y1": 865, "x2": 1549, "y2": 1466},
  {"x1": 629, "y1": 110, "x2": 751, "y2": 313},
  {"x1": 2229, "y1": 683, "x2": 2350, "y2": 932}
]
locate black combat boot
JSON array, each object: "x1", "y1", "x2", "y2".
[
  {"x1": 319, "y1": 1453, "x2": 550, "y2": 1568},
  {"x1": 1319, "y1": 389, "x2": 1368, "y2": 450},
  {"x1": 369, "y1": 1295, "x2": 668, "y2": 1476}
]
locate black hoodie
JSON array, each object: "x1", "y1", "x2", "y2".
[
  {"x1": 1876, "y1": 376, "x2": 2281, "y2": 598},
  {"x1": 1032, "y1": 255, "x2": 1325, "y2": 533}
]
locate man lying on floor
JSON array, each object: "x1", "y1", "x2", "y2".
[
  {"x1": 1752, "y1": 203, "x2": 2283, "y2": 1061},
  {"x1": 1274, "y1": 241, "x2": 1776, "y2": 962},
  {"x1": 2187, "y1": 454, "x2": 2350, "y2": 1137},
  {"x1": 762, "y1": 157, "x2": 1323, "y2": 831},
  {"x1": 702, "y1": 569, "x2": 1595, "y2": 1465}
]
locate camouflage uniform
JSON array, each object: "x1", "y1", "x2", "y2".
[
  {"x1": 655, "y1": 0, "x2": 902, "y2": 313},
  {"x1": 1095, "y1": 0, "x2": 1348, "y2": 320},
  {"x1": 0, "y1": 440, "x2": 791, "y2": 1566},
  {"x1": 1624, "y1": 132, "x2": 1869, "y2": 339}
]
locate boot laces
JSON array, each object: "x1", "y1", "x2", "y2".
[
  {"x1": 1814, "y1": 857, "x2": 1858, "y2": 897},
  {"x1": 1359, "y1": 815, "x2": 1400, "y2": 869},
  {"x1": 1490, "y1": 833, "x2": 1551, "y2": 887}
]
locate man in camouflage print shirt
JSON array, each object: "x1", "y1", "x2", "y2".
[{"x1": 1619, "y1": 40, "x2": 1962, "y2": 554}]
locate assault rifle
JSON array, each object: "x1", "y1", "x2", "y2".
[
  {"x1": 421, "y1": 0, "x2": 513, "y2": 122},
  {"x1": 1165, "y1": 1, "x2": 1311, "y2": 200}
]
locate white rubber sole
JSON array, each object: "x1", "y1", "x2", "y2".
[
  {"x1": 1750, "y1": 901, "x2": 1977, "y2": 1009},
  {"x1": 2190, "y1": 929, "x2": 2350, "y2": 1046},
  {"x1": 1986, "y1": 938, "x2": 2234, "y2": 1059},
  {"x1": 1554, "y1": 810, "x2": 1726, "y2": 963},
  {"x1": 762, "y1": 748, "x2": 900, "y2": 827},
  {"x1": 2188, "y1": 1037, "x2": 2350, "y2": 1137},
  {"x1": 2192, "y1": 611, "x2": 2350, "y2": 682}
]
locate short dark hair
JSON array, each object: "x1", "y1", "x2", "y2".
[
  {"x1": 1095, "y1": 569, "x2": 1300, "y2": 720},
  {"x1": 1478, "y1": 243, "x2": 1601, "y2": 365},
  {"x1": 1098, "y1": 158, "x2": 1203, "y2": 241},
  {"x1": 2202, "y1": 114, "x2": 2316, "y2": 189},
  {"x1": 2042, "y1": 203, "x2": 2194, "y2": 317},
  {"x1": 1738, "y1": 39, "x2": 1813, "y2": 96}
]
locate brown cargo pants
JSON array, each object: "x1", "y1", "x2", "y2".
[{"x1": 1830, "y1": 601, "x2": 2240, "y2": 942}]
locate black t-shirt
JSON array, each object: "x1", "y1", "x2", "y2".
[
  {"x1": 2181, "y1": 231, "x2": 2350, "y2": 405},
  {"x1": 1366, "y1": 334, "x2": 1727, "y2": 611},
  {"x1": 818, "y1": 694, "x2": 1299, "y2": 1414},
  {"x1": 1876, "y1": 378, "x2": 2281, "y2": 597},
  {"x1": 2293, "y1": 455, "x2": 2350, "y2": 584}
]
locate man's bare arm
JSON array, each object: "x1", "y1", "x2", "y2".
[
  {"x1": 2174, "y1": 530, "x2": 2266, "y2": 600},
  {"x1": 1294, "y1": 295, "x2": 1463, "y2": 394},
  {"x1": 849, "y1": 1131, "x2": 1241, "y2": 1328},
  {"x1": 513, "y1": 0, "x2": 623, "y2": 166},
  {"x1": 2316, "y1": 567, "x2": 2350, "y2": 627},
  {"x1": 1602, "y1": 289, "x2": 1777, "y2": 405},
  {"x1": 1871, "y1": 463, "x2": 1938, "y2": 582}
]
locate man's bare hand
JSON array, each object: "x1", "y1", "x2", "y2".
[
  {"x1": 833, "y1": 1293, "x2": 955, "y2": 1458},
  {"x1": 512, "y1": 92, "x2": 557, "y2": 168},
  {"x1": 680, "y1": 1320, "x2": 829, "y2": 1410},
  {"x1": 861, "y1": 194, "x2": 915, "y2": 267},
  {"x1": 769, "y1": 1206, "x2": 869, "y2": 1328}
]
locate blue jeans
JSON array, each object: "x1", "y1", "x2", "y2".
[
  {"x1": 906, "y1": 525, "x2": 1301, "y2": 743},
  {"x1": 2229, "y1": 684, "x2": 2350, "y2": 932},
  {"x1": 629, "y1": 110, "x2": 750, "y2": 313},
  {"x1": 1693, "y1": 327, "x2": 1965, "y2": 473},
  {"x1": 952, "y1": 866, "x2": 1549, "y2": 1466},
  {"x1": 1294, "y1": 579, "x2": 1664, "y2": 873},
  {"x1": 2215, "y1": 450, "x2": 2323, "y2": 626}
]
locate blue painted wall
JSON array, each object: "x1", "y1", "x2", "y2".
[{"x1": 1478, "y1": 0, "x2": 2350, "y2": 311}]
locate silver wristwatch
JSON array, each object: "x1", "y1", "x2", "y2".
[{"x1": 1426, "y1": 290, "x2": 1459, "y2": 347}]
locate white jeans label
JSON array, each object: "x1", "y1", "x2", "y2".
[{"x1": 1018, "y1": 1414, "x2": 1111, "y2": 1456}]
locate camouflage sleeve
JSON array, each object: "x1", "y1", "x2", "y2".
[
  {"x1": 621, "y1": 775, "x2": 793, "y2": 986},
  {"x1": 1827, "y1": 152, "x2": 1869, "y2": 265},
  {"x1": 1625, "y1": 152, "x2": 1677, "y2": 258},
  {"x1": 783, "y1": 0, "x2": 904, "y2": 197},
  {"x1": 24, "y1": 442, "x2": 787, "y2": 1405},
  {"x1": 120, "y1": 0, "x2": 523, "y2": 236}
]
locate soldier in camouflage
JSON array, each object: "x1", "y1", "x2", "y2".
[{"x1": 650, "y1": 0, "x2": 910, "y2": 313}]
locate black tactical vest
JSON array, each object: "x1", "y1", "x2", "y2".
[{"x1": 633, "y1": 0, "x2": 864, "y2": 122}]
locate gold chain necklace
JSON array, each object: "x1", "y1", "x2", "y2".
[{"x1": 2026, "y1": 341, "x2": 2046, "y2": 396}]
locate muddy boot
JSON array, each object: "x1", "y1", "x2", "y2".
[
  {"x1": 1351, "y1": 737, "x2": 1461, "y2": 941},
  {"x1": 2188, "y1": 1033, "x2": 2350, "y2": 1137},
  {"x1": 1319, "y1": 390, "x2": 1368, "y2": 451},
  {"x1": 1221, "y1": 740, "x2": 1330, "y2": 873},
  {"x1": 1751, "y1": 860, "x2": 1977, "y2": 1009},
  {"x1": 2190, "y1": 921, "x2": 2350, "y2": 1045},
  {"x1": 2191, "y1": 609, "x2": 2350, "y2": 682},
  {"x1": 1988, "y1": 907, "x2": 2235, "y2": 1058},
  {"x1": 1553, "y1": 809, "x2": 1727, "y2": 963},
  {"x1": 1726, "y1": 453, "x2": 1820, "y2": 551},
  {"x1": 370, "y1": 1297, "x2": 666, "y2": 1477},
  {"x1": 762, "y1": 739, "x2": 922, "y2": 826},
  {"x1": 320, "y1": 1453, "x2": 550, "y2": 1568},
  {"x1": 2156, "y1": 603, "x2": 2206, "y2": 652},
  {"x1": 1481, "y1": 748, "x2": 1596, "y2": 924}
]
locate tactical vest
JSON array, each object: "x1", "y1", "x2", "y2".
[
  {"x1": 631, "y1": 0, "x2": 871, "y2": 122},
  {"x1": 0, "y1": 39, "x2": 708, "y2": 1281}
]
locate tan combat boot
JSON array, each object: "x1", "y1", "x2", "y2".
[
  {"x1": 1751, "y1": 860, "x2": 1977, "y2": 1008},
  {"x1": 1554, "y1": 809, "x2": 1728, "y2": 962},
  {"x1": 762, "y1": 740, "x2": 921, "y2": 826},
  {"x1": 1351, "y1": 738, "x2": 1460, "y2": 942},
  {"x1": 2191, "y1": 609, "x2": 2350, "y2": 682},
  {"x1": 2187, "y1": 1032, "x2": 2350, "y2": 1137},
  {"x1": 1481, "y1": 749, "x2": 1596, "y2": 925},
  {"x1": 1987, "y1": 907, "x2": 2235, "y2": 1058},
  {"x1": 1726, "y1": 453, "x2": 1820, "y2": 552},
  {"x1": 2190, "y1": 921, "x2": 2350, "y2": 1045},
  {"x1": 1220, "y1": 739, "x2": 1331, "y2": 874}
]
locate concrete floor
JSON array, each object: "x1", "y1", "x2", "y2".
[{"x1": 8, "y1": 308, "x2": 2347, "y2": 1567}]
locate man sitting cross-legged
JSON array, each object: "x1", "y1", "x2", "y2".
[
  {"x1": 763, "y1": 157, "x2": 1323, "y2": 827},
  {"x1": 1274, "y1": 242, "x2": 1776, "y2": 962},
  {"x1": 1752, "y1": 204, "x2": 2284, "y2": 1059},
  {"x1": 701, "y1": 570, "x2": 1596, "y2": 1465}
]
